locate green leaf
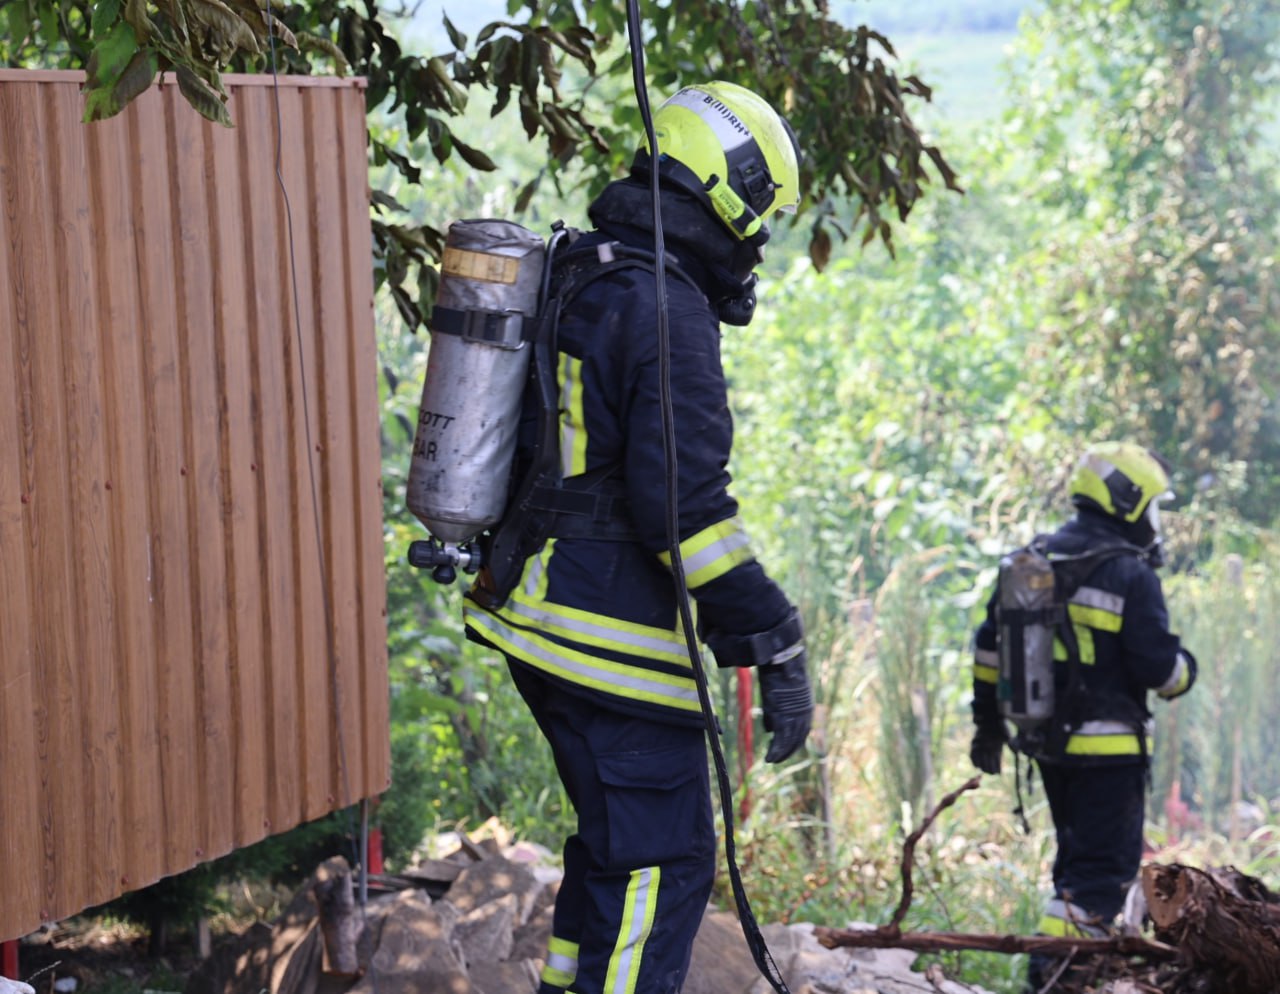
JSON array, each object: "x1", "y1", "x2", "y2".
[
  {"x1": 91, "y1": 0, "x2": 124, "y2": 38},
  {"x1": 112, "y1": 47, "x2": 157, "y2": 111},
  {"x1": 83, "y1": 81, "x2": 121, "y2": 122},
  {"x1": 7, "y1": 2, "x2": 32, "y2": 47},
  {"x1": 175, "y1": 63, "x2": 232, "y2": 126},
  {"x1": 188, "y1": 0, "x2": 260, "y2": 58},
  {"x1": 86, "y1": 21, "x2": 139, "y2": 88},
  {"x1": 451, "y1": 135, "x2": 496, "y2": 171},
  {"x1": 443, "y1": 13, "x2": 466, "y2": 50}
]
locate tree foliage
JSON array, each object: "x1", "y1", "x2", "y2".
[
  {"x1": 1006, "y1": 0, "x2": 1280, "y2": 522},
  {"x1": 2, "y1": 0, "x2": 961, "y2": 329}
]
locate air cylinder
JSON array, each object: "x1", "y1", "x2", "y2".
[{"x1": 406, "y1": 220, "x2": 546, "y2": 544}]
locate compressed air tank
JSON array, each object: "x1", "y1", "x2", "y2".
[
  {"x1": 406, "y1": 220, "x2": 546, "y2": 544},
  {"x1": 996, "y1": 547, "x2": 1058, "y2": 729}
]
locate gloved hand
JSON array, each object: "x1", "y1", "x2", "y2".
[
  {"x1": 758, "y1": 647, "x2": 813, "y2": 763},
  {"x1": 970, "y1": 725, "x2": 1007, "y2": 776}
]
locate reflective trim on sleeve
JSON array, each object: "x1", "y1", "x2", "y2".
[
  {"x1": 464, "y1": 608, "x2": 703, "y2": 713},
  {"x1": 559, "y1": 354, "x2": 588, "y2": 478},
  {"x1": 1064, "y1": 719, "x2": 1154, "y2": 757},
  {"x1": 658, "y1": 518, "x2": 754, "y2": 588},
  {"x1": 541, "y1": 936, "x2": 579, "y2": 988},
  {"x1": 605, "y1": 867, "x2": 660, "y2": 994},
  {"x1": 1157, "y1": 653, "x2": 1192, "y2": 698},
  {"x1": 974, "y1": 652, "x2": 998, "y2": 685}
]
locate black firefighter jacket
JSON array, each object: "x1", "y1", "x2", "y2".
[
  {"x1": 464, "y1": 229, "x2": 795, "y2": 727},
  {"x1": 972, "y1": 511, "x2": 1196, "y2": 764}
]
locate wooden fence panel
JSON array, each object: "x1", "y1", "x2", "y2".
[{"x1": 0, "y1": 70, "x2": 389, "y2": 941}]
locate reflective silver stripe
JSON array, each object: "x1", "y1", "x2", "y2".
[
  {"x1": 542, "y1": 937, "x2": 578, "y2": 988},
  {"x1": 975, "y1": 648, "x2": 999, "y2": 667},
  {"x1": 1043, "y1": 898, "x2": 1107, "y2": 936},
  {"x1": 1158, "y1": 654, "x2": 1190, "y2": 696},
  {"x1": 1071, "y1": 586, "x2": 1125, "y2": 616},
  {"x1": 683, "y1": 529, "x2": 751, "y2": 585},
  {"x1": 1073, "y1": 718, "x2": 1155, "y2": 738},
  {"x1": 522, "y1": 546, "x2": 546, "y2": 597},
  {"x1": 559, "y1": 355, "x2": 583, "y2": 478},
  {"x1": 465, "y1": 610, "x2": 702, "y2": 710},
  {"x1": 504, "y1": 594, "x2": 689, "y2": 660},
  {"x1": 606, "y1": 867, "x2": 659, "y2": 994}
]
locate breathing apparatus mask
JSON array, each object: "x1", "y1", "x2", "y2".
[{"x1": 1133, "y1": 491, "x2": 1173, "y2": 567}]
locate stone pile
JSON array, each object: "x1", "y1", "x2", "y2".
[{"x1": 186, "y1": 838, "x2": 994, "y2": 994}]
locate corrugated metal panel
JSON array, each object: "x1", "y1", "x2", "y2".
[{"x1": 0, "y1": 70, "x2": 389, "y2": 940}]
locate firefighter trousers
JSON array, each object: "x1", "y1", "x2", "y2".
[
  {"x1": 508, "y1": 658, "x2": 716, "y2": 994},
  {"x1": 1039, "y1": 760, "x2": 1146, "y2": 924}
]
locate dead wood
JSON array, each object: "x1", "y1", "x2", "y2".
[
  {"x1": 1141, "y1": 863, "x2": 1280, "y2": 993},
  {"x1": 814, "y1": 777, "x2": 1177, "y2": 978},
  {"x1": 314, "y1": 858, "x2": 363, "y2": 978},
  {"x1": 813, "y1": 924, "x2": 1176, "y2": 960}
]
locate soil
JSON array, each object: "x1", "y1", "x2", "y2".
[{"x1": 14, "y1": 919, "x2": 230, "y2": 994}]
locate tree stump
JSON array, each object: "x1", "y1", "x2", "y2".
[
  {"x1": 1142, "y1": 863, "x2": 1280, "y2": 993},
  {"x1": 314, "y1": 857, "x2": 364, "y2": 978}
]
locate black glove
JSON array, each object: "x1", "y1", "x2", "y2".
[
  {"x1": 970, "y1": 725, "x2": 1007, "y2": 776},
  {"x1": 758, "y1": 647, "x2": 813, "y2": 763}
]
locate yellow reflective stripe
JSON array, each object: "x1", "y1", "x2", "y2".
[
  {"x1": 1068, "y1": 602, "x2": 1122, "y2": 633},
  {"x1": 1065, "y1": 718, "x2": 1153, "y2": 756},
  {"x1": 1054, "y1": 624, "x2": 1096, "y2": 664},
  {"x1": 1072, "y1": 585, "x2": 1125, "y2": 616},
  {"x1": 605, "y1": 867, "x2": 660, "y2": 994},
  {"x1": 1038, "y1": 899, "x2": 1104, "y2": 937},
  {"x1": 464, "y1": 608, "x2": 702, "y2": 712},
  {"x1": 505, "y1": 586, "x2": 691, "y2": 666},
  {"x1": 1078, "y1": 625, "x2": 1095, "y2": 663},
  {"x1": 559, "y1": 354, "x2": 587, "y2": 477},
  {"x1": 542, "y1": 936, "x2": 579, "y2": 988},
  {"x1": 974, "y1": 661, "x2": 998, "y2": 685},
  {"x1": 658, "y1": 518, "x2": 754, "y2": 587}
]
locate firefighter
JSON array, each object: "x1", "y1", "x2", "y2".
[
  {"x1": 969, "y1": 441, "x2": 1197, "y2": 991},
  {"x1": 463, "y1": 81, "x2": 814, "y2": 994}
]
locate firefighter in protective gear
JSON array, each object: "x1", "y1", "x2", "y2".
[
  {"x1": 969, "y1": 441, "x2": 1197, "y2": 991},
  {"x1": 464, "y1": 81, "x2": 814, "y2": 994}
]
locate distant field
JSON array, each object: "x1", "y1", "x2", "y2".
[{"x1": 883, "y1": 31, "x2": 1020, "y2": 129}]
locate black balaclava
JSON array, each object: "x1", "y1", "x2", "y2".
[{"x1": 587, "y1": 176, "x2": 765, "y2": 326}]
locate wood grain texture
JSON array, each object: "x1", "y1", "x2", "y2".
[{"x1": 0, "y1": 70, "x2": 387, "y2": 941}]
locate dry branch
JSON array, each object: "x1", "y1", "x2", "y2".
[{"x1": 813, "y1": 925, "x2": 1177, "y2": 961}]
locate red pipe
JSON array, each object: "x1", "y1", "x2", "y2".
[
  {"x1": 367, "y1": 826, "x2": 384, "y2": 875},
  {"x1": 736, "y1": 667, "x2": 754, "y2": 821},
  {"x1": 1, "y1": 939, "x2": 18, "y2": 980}
]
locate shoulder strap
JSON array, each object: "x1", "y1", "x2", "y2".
[{"x1": 1047, "y1": 540, "x2": 1144, "y2": 755}]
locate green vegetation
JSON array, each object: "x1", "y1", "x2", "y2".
[{"x1": 8, "y1": 0, "x2": 1280, "y2": 990}]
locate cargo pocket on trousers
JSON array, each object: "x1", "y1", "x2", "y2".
[{"x1": 596, "y1": 746, "x2": 706, "y2": 870}]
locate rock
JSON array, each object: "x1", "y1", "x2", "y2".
[
  {"x1": 446, "y1": 856, "x2": 545, "y2": 927},
  {"x1": 454, "y1": 894, "x2": 517, "y2": 967},
  {"x1": 468, "y1": 959, "x2": 540, "y2": 994},
  {"x1": 347, "y1": 893, "x2": 468, "y2": 994}
]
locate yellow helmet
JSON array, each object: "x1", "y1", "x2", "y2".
[
  {"x1": 635, "y1": 81, "x2": 801, "y2": 245},
  {"x1": 1069, "y1": 442, "x2": 1173, "y2": 524}
]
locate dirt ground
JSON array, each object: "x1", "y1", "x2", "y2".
[{"x1": 13, "y1": 919, "x2": 237, "y2": 994}]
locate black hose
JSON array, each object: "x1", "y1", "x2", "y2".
[{"x1": 622, "y1": 5, "x2": 790, "y2": 992}]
